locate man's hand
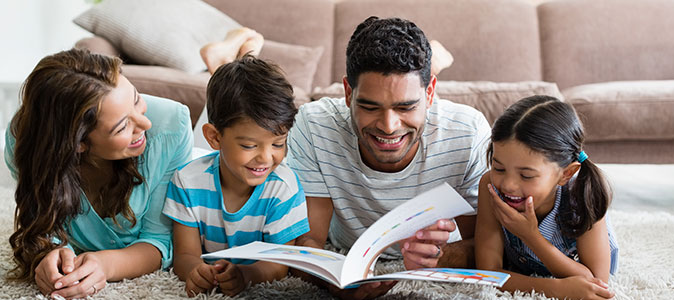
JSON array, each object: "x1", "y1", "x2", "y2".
[{"x1": 400, "y1": 219, "x2": 456, "y2": 270}]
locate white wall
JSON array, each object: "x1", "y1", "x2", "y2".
[{"x1": 0, "y1": 1, "x2": 93, "y2": 83}]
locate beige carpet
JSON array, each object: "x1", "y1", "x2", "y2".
[{"x1": 0, "y1": 185, "x2": 672, "y2": 299}]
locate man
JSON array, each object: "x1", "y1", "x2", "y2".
[{"x1": 286, "y1": 16, "x2": 491, "y2": 298}]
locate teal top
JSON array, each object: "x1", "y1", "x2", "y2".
[{"x1": 4, "y1": 95, "x2": 193, "y2": 269}]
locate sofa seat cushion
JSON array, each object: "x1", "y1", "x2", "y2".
[
  {"x1": 563, "y1": 80, "x2": 674, "y2": 142},
  {"x1": 311, "y1": 81, "x2": 562, "y2": 125}
]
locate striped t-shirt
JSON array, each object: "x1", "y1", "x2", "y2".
[
  {"x1": 286, "y1": 97, "x2": 491, "y2": 256},
  {"x1": 163, "y1": 152, "x2": 310, "y2": 262}
]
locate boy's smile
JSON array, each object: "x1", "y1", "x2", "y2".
[{"x1": 208, "y1": 118, "x2": 287, "y2": 194}]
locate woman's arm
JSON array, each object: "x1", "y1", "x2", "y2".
[{"x1": 50, "y1": 243, "x2": 161, "y2": 299}]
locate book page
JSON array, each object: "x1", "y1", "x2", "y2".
[
  {"x1": 340, "y1": 183, "x2": 474, "y2": 286},
  {"x1": 348, "y1": 268, "x2": 510, "y2": 288},
  {"x1": 201, "y1": 241, "x2": 346, "y2": 287}
]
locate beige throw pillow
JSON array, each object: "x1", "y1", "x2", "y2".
[
  {"x1": 258, "y1": 40, "x2": 324, "y2": 93},
  {"x1": 73, "y1": 0, "x2": 241, "y2": 73}
]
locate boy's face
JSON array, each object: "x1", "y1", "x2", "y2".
[{"x1": 207, "y1": 118, "x2": 287, "y2": 190}]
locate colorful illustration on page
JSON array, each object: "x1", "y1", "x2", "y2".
[
  {"x1": 260, "y1": 247, "x2": 341, "y2": 261},
  {"x1": 362, "y1": 206, "x2": 435, "y2": 257}
]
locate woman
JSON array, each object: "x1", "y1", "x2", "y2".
[{"x1": 4, "y1": 48, "x2": 192, "y2": 298}]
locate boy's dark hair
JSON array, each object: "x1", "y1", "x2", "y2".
[
  {"x1": 487, "y1": 95, "x2": 612, "y2": 238},
  {"x1": 346, "y1": 16, "x2": 432, "y2": 89},
  {"x1": 206, "y1": 54, "x2": 296, "y2": 134}
]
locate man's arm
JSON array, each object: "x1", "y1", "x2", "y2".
[{"x1": 292, "y1": 196, "x2": 333, "y2": 253}]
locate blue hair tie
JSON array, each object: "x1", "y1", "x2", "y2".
[{"x1": 578, "y1": 151, "x2": 588, "y2": 163}]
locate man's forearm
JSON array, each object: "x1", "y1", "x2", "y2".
[{"x1": 437, "y1": 238, "x2": 475, "y2": 268}]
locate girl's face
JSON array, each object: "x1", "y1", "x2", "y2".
[
  {"x1": 85, "y1": 75, "x2": 152, "y2": 162},
  {"x1": 489, "y1": 139, "x2": 568, "y2": 218}
]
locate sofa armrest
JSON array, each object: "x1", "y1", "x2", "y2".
[{"x1": 74, "y1": 36, "x2": 121, "y2": 58}]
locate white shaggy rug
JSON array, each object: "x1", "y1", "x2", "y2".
[{"x1": 1, "y1": 155, "x2": 673, "y2": 299}]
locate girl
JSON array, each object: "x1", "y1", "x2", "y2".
[
  {"x1": 475, "y1": 95, "x2": 619, "y2": 300},
  {"x1": 5, "y1": 49, "x2": 192, "y2": 299}
]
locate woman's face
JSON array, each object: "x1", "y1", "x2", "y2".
[{"x1": 85, "y1": 75, "x2": 152, "y2": 162}]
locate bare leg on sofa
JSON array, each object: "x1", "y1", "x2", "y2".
[
  {"x1": 200, "y1": 27, "x2": 264, "y2": 74},
  {"x1": 430, "y1": 40, "x2": 454, "y2": 76}
]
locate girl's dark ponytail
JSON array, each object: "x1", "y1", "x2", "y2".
[{"x1": 562, "y1": 157, "x2": 612, "y2": 238}]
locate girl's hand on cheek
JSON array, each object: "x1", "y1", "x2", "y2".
[{"x1": 488, "y1": 184, "x2": 540, "y2": 242}]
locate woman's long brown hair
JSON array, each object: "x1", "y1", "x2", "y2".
[{"x1": 8, "y1": 49, "x2": 143, "y2": 281}]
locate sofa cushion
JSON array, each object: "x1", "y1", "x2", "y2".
[
  {"x1": 259, "y1": 41, "x2": 324, "y2": 94},
  {"x1": 311, "y1": 81, "x2": 562, "y2": 125},
  {"x1": 73, "y1": 0, "x2": 241, "y2": 73},
  {"x1": 563, "y1": 80, "x2": 674, "y2": 142}
]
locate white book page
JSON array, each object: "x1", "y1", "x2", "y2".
[
  {"x1": 201, "y1": 241, "x2": 346, "y2": 287},
  {"x1": 340, "y1": 183, "x2": 475, "y2": 286}
]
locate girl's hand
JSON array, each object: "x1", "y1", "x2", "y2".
[
  {"x1": 34, "y1": 247, "x2": 76, "y2": 296},
  {"x1": 488, "y1": 184, "x2": 540, "y2": 243},
  {"x1": 50, "y1": 252, "x2": 107, "y2": 299},
  {"x1": 555, "y1": 276, "x2": 615, "y2": 299},
  {"x1": 185, "y1": 262, "x2": 225, "y2": 297},
  {"x1": 215, "y1": 260, "x2": 246, "y2": 297}
]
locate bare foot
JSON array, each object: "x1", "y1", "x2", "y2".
[
  {"x1": 430, "y1": 40, "x2": 454, "y2": 76},
  {"x1": 200, "y1": 27, "x2": 257, "y2": 73},
  {"x1": 237, "y1": 31, "x2": 264, "y2": 58}
]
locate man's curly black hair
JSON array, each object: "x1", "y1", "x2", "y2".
[{"x1": 346, "y1": 16, "x2": 432, "y2": 89}]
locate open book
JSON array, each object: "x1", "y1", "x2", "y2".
[{"x1": 201, "y1": 183, "x2": 510, "y2": 288}]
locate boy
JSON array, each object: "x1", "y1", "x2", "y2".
[{"x1": 162, "y1": 55, "x2": 309, "y2": 297}]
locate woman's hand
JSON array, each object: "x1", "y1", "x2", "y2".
[
  {"x1": 49, "y1": 252, "x2": 108, "y2": 299},
  {"x1": 488, "y1": 184, "x2": 540, "y2": 243},
  {"x1": 185, "y1": 261, "x2": 225, "y2": 297},
  {"x1": 554, "y1": 276, "x2": 615, "y2": 299},
  {"x1": 215, "y1": 260, "x2": 245, "y2": 297},
  {"x1": 34, "y1": 247, "x2": 76, "y2": 296}
]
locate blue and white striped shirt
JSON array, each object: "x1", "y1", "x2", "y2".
[
  {"x1": 286, "y1": 97, "x2": 491, "y2": 256},
  {"x1": 162, "y1": 152, "x2": 310, "y2": 262}
]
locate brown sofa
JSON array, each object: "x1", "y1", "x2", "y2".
[{"x1": 75, "y1": 0, "x2": 674, "y2": 164}]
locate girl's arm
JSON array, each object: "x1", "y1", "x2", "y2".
[
  {"x1": 487, "y1": 183, "x2": 596, "y2": 279},
  {"x1": 575, "y1": 216, "x2": 611, "y2": 282},
  {"x1": 477, "y1": 174, "x2": 613, "y2": 299},
  {"x1": 475, "y1": 173, "x2": 506, "y2": 271}
]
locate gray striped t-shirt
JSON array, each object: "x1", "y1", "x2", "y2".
[{"x1": 286, "y1": 97, "x2": 491, "y2": 256}]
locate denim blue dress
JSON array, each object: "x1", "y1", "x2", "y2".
[{"x1": 497, "y1": 184, "x2": 619, "y2": 276}]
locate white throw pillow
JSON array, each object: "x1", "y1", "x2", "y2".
[{"x1": 74, "y1": 0, "x2": 241, "y2": 73}]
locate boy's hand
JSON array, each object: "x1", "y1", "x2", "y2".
[
  {"x1": 488, "y1": 184, "x2": 540, "y2": 243},
  {"x1": 214, "y1": 260, "x2": 245, "y2": 297},
  {"x1": 185, "y1": 262, "x2": 224, "y2": 297}
]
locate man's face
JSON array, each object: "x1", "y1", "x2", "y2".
[{"x1": 344, "y1": 72, "x2": 435, "y2": 172}]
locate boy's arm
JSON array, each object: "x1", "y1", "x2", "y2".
[
  {"x1": 236, "y1": 239, "x2": 297, "y2": 285},
  {"x1": 172, "y1": 222, "x2": 206, "y2": 281}
]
